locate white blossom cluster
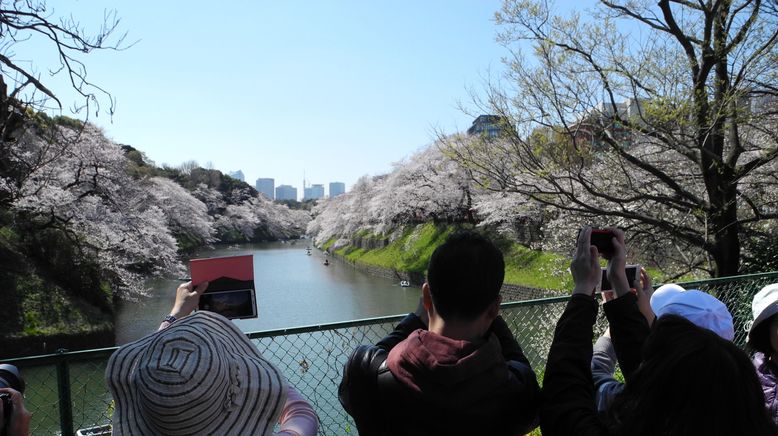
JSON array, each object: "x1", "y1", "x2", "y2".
[
  {"x1": 307, "y1": 142, "x2": 539, "y2": 247},
  {"x1": 6, "y1": 123, "x2": 310, "y2": 298}
]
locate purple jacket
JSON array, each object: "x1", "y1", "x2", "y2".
[{"x1": 755, "y1": 352, "x2": 778, "y2": 425}]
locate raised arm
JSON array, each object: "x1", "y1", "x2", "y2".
[
  {"x1": 157, "y1": 281, "x2": 209, "y2": 331},
  {"x1": 603, "y1": 293, "x2": 650, "y2": 382},
  {"x1": 601, "y1": 229, "x2": 650, "y2": 381},
  {"x1": 541, "y1": 226, "x2": 608, "y2": 436}
]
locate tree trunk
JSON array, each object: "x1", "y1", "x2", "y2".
[{"x1": 708, "y1": 175, "x2": 741, "y2": 277}]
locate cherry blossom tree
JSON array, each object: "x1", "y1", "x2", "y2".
[
  {"x1": 142, "y1": 177, "x2": 215, "y2": 248},
  {"x1": 10, "y1": 123, "x2": 181, "y2": 298},
  {"x1": 308, "y1": 144, "x2": 542, "y2": 247},
  {"x1": 446, "y1": 0, "x2": 778, "y2": 277},
  {"x1": 215, "y1": 191, "x2": 310, "y2": 242}
]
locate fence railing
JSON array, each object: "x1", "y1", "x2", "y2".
[{"x1": 5, "y1": 271, "x2": 778, "y2": 435}]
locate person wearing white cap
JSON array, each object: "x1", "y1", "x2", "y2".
[
  {"x1": 592, "y1": 280, "x2": 738, "y2": 412},
  {"x1": 652, "y1": 288, "x2": 735, "y2": 341},
  {"x1": 541, "y1": 226, "x2": 777, "y2": 436},
  {"x1": 748, "y1": 283, "x2": 778, "y2": 425},
  {"x1": 649, "y1": 283, "x2": 686, "y2": 314},
  {"x1": 106, "y1": 282, "x2": 319, "y2": 436}
]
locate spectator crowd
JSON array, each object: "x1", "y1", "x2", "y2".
[{"x1": 2, "y1": 227, "x2": 778, "y2": 435}]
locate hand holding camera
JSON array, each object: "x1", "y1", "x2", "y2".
[
  {"x1": 573, "y1": 227, "x2": 635, "y2": 298},
  {"x1": 602, "y1": 228, "x2": 632, "y2": 297},
  {"x1": 635, "y1": 268, "x2": 656, "y2": 325},
  {"x1": 0, "y1": 364, "x2": 30, "y2": 436},
  {"x1": 571, "y1": 227, "x2": 602, "y2": 296}
]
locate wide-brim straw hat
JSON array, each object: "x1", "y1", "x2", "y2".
[
  {"x1": 106, "y1": 311, "x2": 287, "y2": 436},
  {"x1": 749, "y1": 283, "x2": 778, "y2": 340}
]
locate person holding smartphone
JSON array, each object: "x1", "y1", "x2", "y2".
[
  {"x1": 106, "y1": 281, "x2": 319, "y2": 436},
  {"x1": 540, "y1": 226, "x2": 777, "y2": 436}
]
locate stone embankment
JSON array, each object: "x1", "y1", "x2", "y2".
[{"x1": 0, "y1": 327, "x2": 115, "y2": 359}]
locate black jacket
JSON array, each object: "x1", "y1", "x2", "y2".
[
  {"x1": 540, "y1": 293, "x2": 649, "y2": 436},
  {"x1": 338, "y1": 313, "x2": 541, "y2": 436}
]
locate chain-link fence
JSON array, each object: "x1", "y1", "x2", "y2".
[{"x1": 5, "y1": 271, "x2": 778, "y2": 435}]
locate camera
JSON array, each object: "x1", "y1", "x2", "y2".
[
  {"x1": 0, "y1": 364, "x2": 25, "y2": 433},
  {"x1": 590, "y1": 228, "x2": 616, "y2": 259},
  {"x1": 599, "y1": 265, "x2": 641, "y2": 292}
]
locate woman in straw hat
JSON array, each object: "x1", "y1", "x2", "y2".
[
  {"x1": 748, "y1": 283, "x2": 778, "y2": 425},
  {"x1": 106, "y1": 282, "x2": 318, "y2": 436}
]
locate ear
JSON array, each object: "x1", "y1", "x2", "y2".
[
  {"x1": 486, "y1": 295, "x2": 501, "y2": 321},
  {"x1": 422, "y1": 282, "x2": 433, "y2": 311}
]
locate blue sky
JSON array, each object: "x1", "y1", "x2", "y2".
[
  {"x1": 14, "y1": 1, "x2": 516, "y2": 197},
  {"x1": 18, "y1": 0, "x2": 651, "y2": 200}
]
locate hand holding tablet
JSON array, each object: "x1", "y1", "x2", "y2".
[{"x1": 190, "y1": 254, "x2": 258, "y2": 319}]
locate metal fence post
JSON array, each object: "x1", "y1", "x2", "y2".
[{"x1": 56, "y1": 348, "x2": 74, "y2": 436}]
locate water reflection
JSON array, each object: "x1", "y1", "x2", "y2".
[{"x1": 115, "y1": 242, "x2": 421, "y2": 344}]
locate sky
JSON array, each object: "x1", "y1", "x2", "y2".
[{"x1": 11, "y1": 1, "x2": 598, "y2": 198}]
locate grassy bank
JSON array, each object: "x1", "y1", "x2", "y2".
[{"x1": 326, "y1": 223, "x2": 573, "y2": 290}]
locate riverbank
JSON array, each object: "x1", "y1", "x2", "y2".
[
  {"x1": 0, "y1": 327, "x2": 115, "y2": 358},
  {"x1": 320, "y1": 223, "x2": 568, "y2": 301}
]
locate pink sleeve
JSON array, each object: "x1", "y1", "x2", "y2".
[{"x1": 274, "y1": 385, "x2": 319, "y2": 436}]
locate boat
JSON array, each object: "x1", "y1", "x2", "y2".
[
  {"x1": 400, "y1": 280, "x2": 410, "y2": 287},
  {"x1": 323, "y1": 259, "x2": 330, "y2": 266}
]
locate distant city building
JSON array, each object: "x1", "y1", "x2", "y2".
[
  {"x1": 227, "y1": 170, "x2": 245, "y2": 182},
  {"x1": 329, "y1": 182, "x2": 345, "y2": 197},
  {"x1": 256, "y1": 178, "x2": 275, "y2": 200},
  {"x1": 467, "y1": 115, "x2": 511, "y2": 138},
  {"x1": 276, "y1": 184, "x2": 298, "y2": 201},
  {"x1": 571, "y1": 99, "x2": 642, "y2": 149},
  {"x1": 303, "y1": 184, "x2": 325, "y2": 201}
]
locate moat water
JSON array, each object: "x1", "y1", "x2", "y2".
[{"x1": 115, "y1": 241, "x2": 421, "y2": 343}]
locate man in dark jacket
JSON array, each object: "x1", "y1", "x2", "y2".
[{"x1": 338, "y1": 231, "x2": 541, "y2": 435}]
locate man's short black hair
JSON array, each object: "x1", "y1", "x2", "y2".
[{"x1": 426, "y1": 231, "x2": 504, "y2": 321}]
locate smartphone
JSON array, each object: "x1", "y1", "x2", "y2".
[
  {"x1": 190, "y1": 254, "x2": 258, "y2": 319},
  {"x1": 590, "y1": 229, "x2": 615, "y2": 258},
  {"x1": 599, "y1": 265, "x2": 640, "y2": 292},
  {"x1": 198, "y1": 288, "x2": 257, "y2": 320}
]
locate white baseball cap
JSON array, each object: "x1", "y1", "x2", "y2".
[
  {"x1": 650, "y1": 283, "x2": 686, "y2": 314},
  {"x1": 653, "y1": 289, "x2": 735, "y2": 341},
  {"x1": 748, "y1": 283, "x2": 778, "y2": 340}
]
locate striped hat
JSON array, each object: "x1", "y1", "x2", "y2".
[{"x1": 106, "y1": 311, "x2": 287, "y2": 435}]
